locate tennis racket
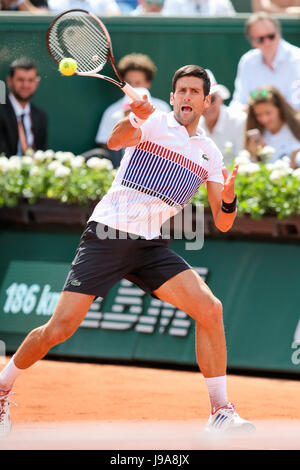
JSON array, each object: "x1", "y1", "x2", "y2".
[{"x1": 46, "y1": 9, "x2": 141, "y2": 101}]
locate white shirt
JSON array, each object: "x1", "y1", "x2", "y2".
[
  {"x1": 231, "y1": 39, "x2": 300, "y2": 111},
  {"x1": 162, "y1": 0, "x2": 235, "y2": 15},
  {"x1": 199, "y1": 105, "x2": 246, "y2": 166},
  {"x1": 95, "y1": 96, "x2": 171, "y2": 144},
  {"x1": 48, "y1": 0, "x2": 120, "y2": 14},
  {"x1": 90, "y1": 110, "x2": 224, "y2": 239},
  {"x1": 263, "y1": 124, "x2": 300, "y2": 162},
  {"x1": 9, "y1": 93, "x2": 34, "y2": 156}
]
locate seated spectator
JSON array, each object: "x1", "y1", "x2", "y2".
[
  {"x1": 131, "y1": 0, "x2": 164, "y2": 14},
  {"x1": 116, "y1": 0, "x2": 138, "y2": 13},
  {"x1": 231, "y1": 12, "x2": 300, "y2": 112},
  {"x1": 199, "y1": 69, "x2": 247, "y2": 166},
  {"x1": 0, "y1": 0, "x2": 48, "y2": 11},
  {"x1": 163, "y1": 0, "x2": 236, "y2": 15},
  {"x1": 48, "y1": 0, "x2": 121, "y2": 15},
  {"x1": 244, "y1": 85, "x2": 300, "y2": 167},
  {"x1": 94, "y1": 53, "x2": 171, "y2": 167},
  {"x1": 252, "y1": 0, "x2": 300, "y2": 15},
  {"x1": 0, "y1": 57, "x2": 48, "y2": 157}
]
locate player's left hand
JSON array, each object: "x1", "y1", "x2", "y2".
[{"x1": 221, "y1": 164, "x2": 238, "y2": 203}]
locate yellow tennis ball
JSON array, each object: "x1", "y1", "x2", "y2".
[{"x1": 59, "y1": 58, "x2": 77, "y2": 76}]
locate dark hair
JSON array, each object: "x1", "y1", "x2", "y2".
[
  {"x1": 172, "y1": 65, "x2": 210, "y2": 96},
  {"x1": 118, "y1": 53, "x2": 157, "y2": 82},
  {"x1": 245, "y1": 85, "x2": 300, "y2": 147},
  {"x1": 9, "y1": 57, "x2": 38, "y2": 77}
]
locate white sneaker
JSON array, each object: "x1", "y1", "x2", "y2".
[
  {"x1": 205, "y1": 402, "x2": 255, "y2": 434},
  {"x1": 0, "y1": 389, "x2": 13, "y2": 438}
]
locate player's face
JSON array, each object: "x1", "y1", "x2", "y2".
[
  {"x1": 123, "y1": 70, "x2": 151, "y2": 89},
  {"x1": 7, "y1": 68, "x2": 40, "y2": 103},
  {"x1": 253, "y1": 102, "x2": 282, "y2": 133},
  {"x1": 170, "y1": 76, "x2": 210, "y2": 131}
]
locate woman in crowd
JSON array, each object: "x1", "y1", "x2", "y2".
[{"x1": 245, "y1": 85, "x2": 300, "y2": 167}]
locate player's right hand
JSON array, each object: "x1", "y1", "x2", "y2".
[{"x1": 130, "y1": 95, "x2": 155, "y2": 120}]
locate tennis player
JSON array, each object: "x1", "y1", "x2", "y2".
[{"x1": 0, "y1": 65, "x2": 254, "y2": 436}]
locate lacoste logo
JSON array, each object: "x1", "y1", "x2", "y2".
[
  {"x1": 202, "y1": 154, "x2": 209, "y2": 161},
  {"x1": 71, "y1": 279, "x2": 81, "y2": 286}
]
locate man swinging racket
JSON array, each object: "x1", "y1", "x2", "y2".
[{"x1": 0, "y1": 65, "x2": 255, "y2": 436}]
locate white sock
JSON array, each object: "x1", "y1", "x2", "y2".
[
  {"x1": 0, "y1": 356, "x2": 24, "y2": 391},
  {"x1": 205, "y1": 375, "x2": 228, "y2": 413}
]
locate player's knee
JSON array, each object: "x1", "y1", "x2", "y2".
[
  {"x1": 197, "y1": 298, "x2": 223, "y2": 330},
  {"x1": 42, "y1": 320, "x2": 75, "y2": 347}
]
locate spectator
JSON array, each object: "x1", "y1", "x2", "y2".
[
  {"x1": 252, "y1": 0, "x2": 300, "y2": 15},
  {"x1": 0, "y1": 57, "x2": 48, "y2": 157},
  {"x1": 244, "y1": 85, "x2": 300, "y2": 167},
  {"x1": 47, "y1": 0, "x2": 121, "y2": 15},
  {"x1": 94, "y1": 53, "x2": 171, "y2": 167},
  {"x1": 231, "y1": 12, "x2": 300, "y2": 112},
  {"x1": 0, "y1": 0, "x2": 48, "y2": 10},
  {"x1": 131, "y1": 0, "x2": 164, "y2": 14},
  {"x1": 199, "y1": 69, "x2": 247, "y2": 166},
  {"x1": 163, "y1": 0, "x2": 235, "y2": 15}
]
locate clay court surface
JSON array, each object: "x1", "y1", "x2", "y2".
[{"x1": 1, "y1": 357, "x2": 299, "y2": 450}]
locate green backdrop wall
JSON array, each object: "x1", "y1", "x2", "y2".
[
  {"x1": 0, "y1": 227, "x2": 299, "y2": 374},
  {"x1": 1, "y1": 13, "x2": 300, "y2": 154}
]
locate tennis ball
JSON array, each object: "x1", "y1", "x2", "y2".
[{"x1": 59, "y1": 58, "x2": 77, "y2": 76}]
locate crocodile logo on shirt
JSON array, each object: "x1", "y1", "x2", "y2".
[
  {"x1": 202, "y1": 154, "x2": 209, "y2": 161},
  {"x1": 71, "y1": 279, "x2": 82, "y2": 287}
]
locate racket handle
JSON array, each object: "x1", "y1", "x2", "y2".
[{"x1": 121, "y1": 83, "x2": 142, "y2": 101}]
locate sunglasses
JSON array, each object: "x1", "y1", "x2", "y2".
[
  {"x1": 145, "y1": 0, "x2": 164, "y2": 5},
  {"x1": 250, "y1": 89, "x2": 270, "y2": 99},
  {"x1": 250, "y1": 33, "x2": 276, "y2": 44}
]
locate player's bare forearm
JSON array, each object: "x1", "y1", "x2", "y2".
[
  {"x1": 207, "y1": 165, "x2": 238, "y2": 233},
  {"x1": 107, "y1": 94, "x2": 155, "y2": 150},
  {"x1": 107, "y1": 117, "x2": 142, "y2": 150},
  {"x1": 214, "y1": 207, "x2": 237, "y2": 232}
]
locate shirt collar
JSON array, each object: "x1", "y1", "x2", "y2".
[
  {"x1": 9, "y1": 93, "x2": 31, "y2": 118},
  {"x1": 167, "y1": 111, "x2": 207, "y2": 139}
]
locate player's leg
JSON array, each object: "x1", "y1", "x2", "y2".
[
  {"x1": 0, "y1": 290, "x2": 95, "y2": 437},
  {"x1": 153, "y1": 268, "x2": 226, "y2": 379},
  {"x1": 0, "y1": 291, "x2": 95, "y2": 386},
  {"x1": 153, "y1": 269, "x2": 255, "y2": 433}
]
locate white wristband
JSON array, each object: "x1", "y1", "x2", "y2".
[{"x1": 129, "y1": 112, "x2": 146, "y2": 128}]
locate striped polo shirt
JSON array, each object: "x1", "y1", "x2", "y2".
[{"x1": 89, "y1": 111, "x2": 224, "y2": 239}]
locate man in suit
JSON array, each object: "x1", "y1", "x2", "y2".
[{"x1": 0, "y1": 57, "x2": 48, "y2": 157}]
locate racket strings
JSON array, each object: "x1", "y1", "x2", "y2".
[{"x1": 48, "y1": 12, "x2": 110, "y2": 73}]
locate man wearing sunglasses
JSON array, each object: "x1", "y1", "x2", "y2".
[{"x1": 230, "y1": 12, "x2": 300, "y2": 111}]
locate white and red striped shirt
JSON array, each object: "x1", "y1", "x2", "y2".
[{"x1": 89, "y1": 111, "x2": 224, "y2": 239}]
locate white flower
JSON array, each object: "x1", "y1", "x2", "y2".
[
  {"x1": 292, "y1": 168, "x2": 300, "y2": 181},
  {"x1": 86, "y1": 157, "x2": 113, "y2": 170},
  {"x1": 272, "y1": 158, "x2": 291, "y2": 171},
  {"x1": 55, "y1": 151, "x2": 74, "y2": 163},
  {"x1": 54, "y1": 165, "x2": 71, "y2": 178},
  {"x1": 0, "y1": 156, "x2": 9, "y2": 172},
  {"x1": 224, "y1": 141, "x2": 233, "y2": 154},
  {"x1": 21, "y1": 156, "x2": 34, "y2": 165},
  {"x1": 258, "y1": 145, "x2": 275, "y2": 159},
  {"x1": 7, "y1": 156, "x2": 22, "y2": 171},
  {"x1": 43, "y1": 149, "x2": 55, "y2": 159},
  {"x1": 238, "y1": 162, "x2": 260, "y2": 175},
  {"x1": 269, "y1": 166, "x2": 292, "y2": 182},
  {"x1": 22, "y1": 188, "x2": 34, "y2": 198},
  {"x1": 70, "y1": 156, "x2": 85, "y2": 168},
  {"x1": 30, "y1": 166, "x2": 41, "y2": 176},
  {"x1": 48, "y1": 160, "x2": 61, "y2": 172},
  {"x1": 234, "y1": 149, "x2": 251, "y2": 166},
  {"x1": 34, "y1": 150, "x2": 47, "y2": 161}
]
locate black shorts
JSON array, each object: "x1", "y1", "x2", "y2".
[{"x1": 63, "y1": 221, "x2": 191, "y2": 299}]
